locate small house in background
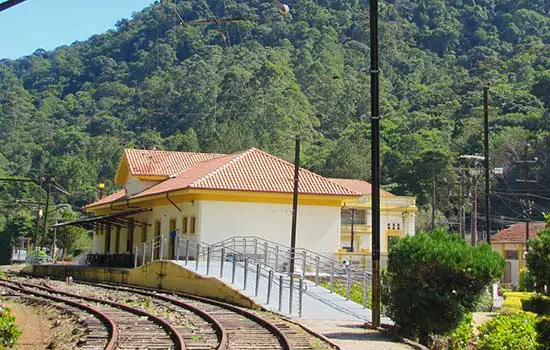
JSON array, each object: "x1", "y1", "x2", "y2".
[
  {"x1": 328, "y1": 178, "x2": 416, "y2": 264},
  {"x1": 491, "y1": 222, "x2": 546, "y2": 287}
]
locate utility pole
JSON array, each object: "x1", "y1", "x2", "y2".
[
  {"x1": 41, "y1": 179, "x2": 52, "y2": 248},
  {"x1": 289, "y1": 136, "x2": 301, "y2": 276},
  {"x1": 370, "y1": 0, "x2": 381, "y2": 329},
  {"x1": 431, "y1": 177, "x2": 436, "y2": 230},
  {"x1": 483, "y1": 84, "x2": 491, "y2": 244},
  {"x1": 459, "y1": 169, "x2": 466, "y2": 239},
  {"x1": 516, "y1": 144, "x2": 536, "y2": 251},
  {"x1": 471, "y1": 174, "x2": 478, "y2": 246},
  {"x1": 524, "y1": 144, "x2": 529, "y2": 251}
]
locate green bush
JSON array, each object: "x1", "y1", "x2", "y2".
[
  {"x1": 477, "y1": 313, "x2": 538, "y2": 350},
  {"x1": 0, "y1": 306, "x2": 20, "y2": 348},
  {"x1": 520, "y1": 269, "x2": 535, "y2": 292},
  {"x1": 536, "y1": 316, "x2": 550, "y2": 350},
  {"x1": 448, "y1": 313, "x2": 474, "y2": 350},
  {"x1": 382, "y1": 230, "x2": 505, "y2": 345},
  {"x1": 522, "y1": 294, "x2": 550, "y2": 315},
  {"x1": 526, "y1": 229, "x2": 550, "y2": 295}
]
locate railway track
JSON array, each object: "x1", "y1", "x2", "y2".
[
  {"x1": 0, "y1": 285, "x2": 113, "y2": 350},
  {"x1": 0, "y1": 279, "x2": 184, "y2": 350},
  {"x1": 6, "y1": 275, "x2": 333, "y2": 349},
  {"x1": 44, "y1": 279, "x2": 297, "y2": 350}
]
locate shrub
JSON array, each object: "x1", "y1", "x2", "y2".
[
  {"x1": 382, "y1": 230, "x2": 505, "y2": 345},
  {"x1": 526, "y1": 229, "x2": 550, "y2": 295},
  {"x1": 0, "y1": 306, "x2": 20, "y2": 348},
  {"x1": 501, "y1": 292, "x2": 533, "y2": 314},
  {"x1": 522, "y1": 294, "x2": 550, "y2": 315},
  {"x1": 448, "y1": 313, "x2": 474, "y2": 350},
  {"x1": 477, "y1": 313, "x2": 538, "y2": 350},
  {"x1": 536, "y1": 316, "x2": 550, "y2": 350},
  {"x1": 520, "y1": 269, "x2": 535, "y2": 292}
]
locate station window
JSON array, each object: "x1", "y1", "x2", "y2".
[
  {"x1": 182, "y1": 217, "x2": 188, "y2": 234},
  {"x1": 190, "y1": 217, "x2": 196, "y2": 234}
]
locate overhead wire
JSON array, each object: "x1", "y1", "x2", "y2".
[{"x1": 0, "y1": 0, "x2": 25, "y2": 12}]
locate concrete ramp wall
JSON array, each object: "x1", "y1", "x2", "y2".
[{"x1": 22, "y1": 261, "x2": 260, "y2": 309}]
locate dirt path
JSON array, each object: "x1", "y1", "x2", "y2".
[{"x1": 4, "y1": 300, "x2": 53, "y2": 349}]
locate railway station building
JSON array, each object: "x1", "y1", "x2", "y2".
[{"x1": 72, "y1": 148, "x2": 416, "y2": 264}]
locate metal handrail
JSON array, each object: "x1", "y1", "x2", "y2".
[{"x1": 133, "y1": 234, "x2": 371, "y2": 316}]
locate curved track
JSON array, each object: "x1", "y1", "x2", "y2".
[
  {"x1": 46, "y1": 280, "x2": 294, "y2": 350},
  {"x1": 0, "y1": 280, "x2": 116, "y2": 350},
  {"x1": 1, "y1": 279, "x2": 184, "y2": 350}
]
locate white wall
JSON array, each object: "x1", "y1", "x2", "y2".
[
  {"x1": 126, "y1": 175, "x2": 161, "y2": 196},
  {"x1": 198, "y1": 200, "x2": 341, "y2": 254}
]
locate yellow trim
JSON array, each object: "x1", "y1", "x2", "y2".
[
  {"x1": 114, "y1": 153, "x2": 129, "y2": 185},
  {"x1": 341, "y1": 224, "x2": 371, "y2": 234},
  {"x1": 386, "y1": 229, "x2": 403, "y2": 237},
  {"x1": 343, "y1": 203, "x2": 418, "y2": 212},
  {"x1": 87, "y1": 188, "x2": 356, "y2": 214},
  {"x1": 136, "y1": 175, "x2": 168, "y2": 181}
]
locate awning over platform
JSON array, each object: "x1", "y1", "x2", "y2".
[{"x1": 52, "y1": 208, "x2": 152, "y2": 229}]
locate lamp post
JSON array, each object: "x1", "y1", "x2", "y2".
[{"x1": 98, "y1": 177, "x2": 105, "y2": 199}]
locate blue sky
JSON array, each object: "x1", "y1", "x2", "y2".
[{"x1": 0, "y1": 0, "x2": 154, "y2": 59}]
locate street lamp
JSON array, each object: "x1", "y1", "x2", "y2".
[{"x1": 98, "y1": 177, "x2": 105, "y2": 199}]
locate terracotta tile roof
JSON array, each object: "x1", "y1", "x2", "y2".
[
  {"x1": 87, "y1": 148, "x2": 362, "y2": 209},
  {"x1": 327, "y1": 178, "x2": 394, "y2": 197},
  {"x1": 84, "y1": 189, "x2": 126, "y2": 209},
  {"x1": 491, "y1": 222, "x2": 547, "y2": 243},
  {"x1": 135, "y1": 148, "x2": 361, "y2": 198},
  {"x1": 124, "y1": 149, "x2": 225, "y2": 177}
]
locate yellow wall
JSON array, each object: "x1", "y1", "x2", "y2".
[{"x1": 22, "y1": 261, "x2": 260, "y2": 309}]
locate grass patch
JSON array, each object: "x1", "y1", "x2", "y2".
[{"x1": 319, "y1": 281, "x2": 372, "y2": 308}]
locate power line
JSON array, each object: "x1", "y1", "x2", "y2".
[{"x1": 0, "y1": 0, "x2": 26, "y2": 12}]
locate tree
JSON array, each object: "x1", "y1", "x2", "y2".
[
  {"x1": 383, "y1": 230, "x2": 505, "y2": 345},
  {"x1": 526, "y1": 229, "x2": 550, "y2": 295}
]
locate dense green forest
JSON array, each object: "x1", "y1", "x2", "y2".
[{"x1": 0, "y1": 0, "x2": 549, "y2": 258}]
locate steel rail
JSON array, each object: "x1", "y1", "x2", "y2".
[
  {"x1": 76, "y1": 281, "x2": 229, "y2": 350},
  {"x1": 15, "y1": 280, "x2": 186, "y2": 350},
  {"x1": 80, "y1": 280, "x2": 292, "y2": 350},
  {"x1": 0, "y1": 280, "x2": 118, "y2": 350}
]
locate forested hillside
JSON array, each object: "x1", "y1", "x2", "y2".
[{"x1": 1, "y1": 0, "x2": 549, "y2": 249}]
